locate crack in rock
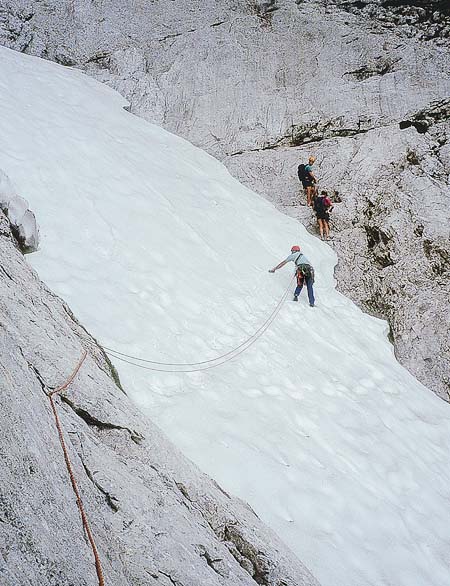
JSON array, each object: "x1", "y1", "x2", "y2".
[
  {"x1": 223, "y1": 524, "x2": 277, "y2": 585},
  {"x1": 364, "y1": 223, "x2": 395, "y2": 269},
  {"x1": 85, "y1": 51, "x2": 111, "y2": 67},
  {"x1": 289, "y1": 116, "x2": 383, "y2": 146},
  {"x1": 175, "y1": 481, "x2": 193, "y2": 502},
  {"x1": 230, "y1": 97, "x2": 449, "y2": 158},
  {"x1": 27, "y1": 360, "x2": 48, "y2": 393},
  {"x1": 60, "y1": 395, "x2": 144, "y2": 445},
  {"x1": 172, "y1": 483, "x2": 265, "y2": 581},
  {"x1": 154, "y1": 19, "x2": 227, "y2": 44},
  {"x1": 22, "y1": 350, "x2": 132, "y2": 441},
  {"x1": 228, "y1": 118, "x2": 387, "y2": 156},
  {"x1": 343, "y1": 56, "x2": 401, "y2": 80},
  {"x1": 80, "y1": 460, "x2": 120, "y2": 512},
  {"x1": 399, "y1": 98, "x2": 450, "y2": 134},
  {"x1": 247, "y1": 1, "x2": 280, "y2": 27},
  {"x1": 0, "y1": 264, "x2": 15, "y2": 282},
  {"x1": 195, "y1": 543, "x2": 229, "y2": 578},
  {"x1": 158, "y1": 570, "x2": 184, "y2": 586}
]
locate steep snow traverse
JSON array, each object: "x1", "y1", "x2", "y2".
[{"x1": 1, "y1": 47, "x2": 450, "y2": 586}]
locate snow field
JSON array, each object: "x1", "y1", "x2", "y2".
[{"x1": 1, "y1": 47, "x2": 450, "y2": 586}]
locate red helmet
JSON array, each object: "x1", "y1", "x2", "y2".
[{"x1": 291, "y1": 245, "x2": 300, "y2": 252}]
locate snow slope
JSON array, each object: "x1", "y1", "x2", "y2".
[{"x1": 1, "y1": 47, "x2": 450, "y2": 586}]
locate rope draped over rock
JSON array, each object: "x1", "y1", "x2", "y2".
[
  {"x1": 47, "y1": 350, "x2": 105, "y2": 586},
  {"x1": 43, "y1": 276, "x2": 294, "y2": 586}
]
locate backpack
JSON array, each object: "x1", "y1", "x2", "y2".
[
  {"x1": 297, "y1": 263, "x2": 313, "y2": 278},
  {"x1": 297, "y1": 163, "x2": 307, "y2": 182},
  {"x1": 295, "y1": 254, "x2": 313, "y2": 278},
  {"x1": 313, "y1": 196, "x2": 326, "y2": 214}
]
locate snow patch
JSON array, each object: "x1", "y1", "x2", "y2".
[
  {"x1": 1, "y1": 46, "x2": 450, "y2": 586},
  {"x1": 0, "y1": 168, "x2": 39, "y2": 252}
]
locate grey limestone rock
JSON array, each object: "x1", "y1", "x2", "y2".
[
  {"x1": 0, "y1": 0, "x2": 449, "y2": 400},
  {"x1": 0, "y1": 214, "x2": 320, "y2": 585}
]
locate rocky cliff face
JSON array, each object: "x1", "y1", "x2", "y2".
[
  {"x1": 0, "y1": 211, "x2": 320, "y2": 585},
  {"x1": 0, "y1": 1, "x2": 448, "y2": 400}
]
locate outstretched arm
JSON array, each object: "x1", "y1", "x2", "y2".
[{"x1": 269, "y1": 260, "x2": 288, "y2": 273}]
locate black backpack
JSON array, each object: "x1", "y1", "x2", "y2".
[
  {"x1": 295, "y1": 253, "x2": 313, "y2": 279},
  {"x1": 297, "y1": 163, "x2": 307, "y2": 182},
  {"x1": 297, "y1": 263, "x2": 313, "y2": 278},
  {"x1": 314, "y1": 196, "x2": 326, "y2": 214}
]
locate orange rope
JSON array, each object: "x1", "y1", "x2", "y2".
[
  {"x1": 48, "y1": 351, "x2": 105, "y2": 586},
  {"x1": 48, "y1": 351, "x2": 88, "y2": 396}
]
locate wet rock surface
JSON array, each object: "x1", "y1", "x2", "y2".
[
  {"x1": 0, "y1": 0, "x2": 449, "y2": 399},
  {"x1": 0, "y1": 213, "x2": 320, "y2": 585}
]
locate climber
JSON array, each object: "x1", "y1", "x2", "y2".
[
  {"x1": 297, "y1": 156, "x2": 317, "y2": 207},
  {"x1": 269, "y1": 245, "x2": 315, "y2": 307},
  {"x1": 313, "y1": 190, "x2": 334, "y2": 240}
]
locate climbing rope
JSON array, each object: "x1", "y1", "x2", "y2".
[
  {"x1": 105, "y1": 275, "x2": 295, "y2": 372},
  {"x1": 42, "y1": 277, "x2": 292, "y2": 584},
  {"x1": 47, "y1": 351, "x2": 105, "y2": 586}
]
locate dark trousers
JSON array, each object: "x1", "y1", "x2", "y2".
[{"x1": 295, "y1": 273, "x2": 315, "y2": 306}]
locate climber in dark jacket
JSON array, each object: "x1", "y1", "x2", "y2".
[
  {"x1": 313, "y1": 190, "x2": 333, "y2": 240},
  {"x1": 297, "y1": 156, "x2": 317, "y2": 207}
]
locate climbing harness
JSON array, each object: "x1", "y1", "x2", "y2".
[
  {"x1": 47, "y1": 351, "x2": 105, "y2": 586},
  {"x1": 104, "y1": 275, "x2": 296, "y2": 373}
]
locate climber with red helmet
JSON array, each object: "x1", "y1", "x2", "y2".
[{"x1": 269, "y1": 245, "x2": 315, "y2": 307}]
